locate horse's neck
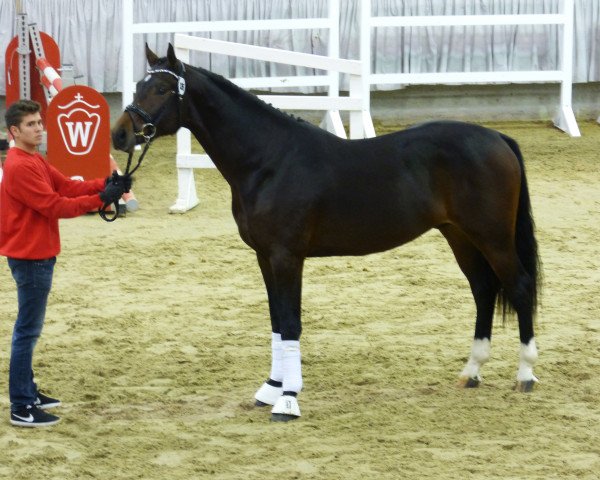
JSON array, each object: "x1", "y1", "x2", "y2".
[{"x1": 184, "y1": 72, "x2": 288, "y2": 186}]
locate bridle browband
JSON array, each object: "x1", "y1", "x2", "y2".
[{"x1": 99, "y1": 61, "x2": 186, "y2": 222}]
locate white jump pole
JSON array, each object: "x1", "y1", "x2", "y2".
[
  {"x1": 121, "y1": 0, "x2": 134, "y2": 109},
  {"x1": 554, "y1": 0, "x2": 580, "y2": 137},
  {"x1": 171, "y1": 46, "x2": 200, "y2": 213},
  {"x1": 357, "y1": 0, "x2": 375, "y2": 139},
  {"x1": 320, "y1": 0, "x2": 346, "y2": 138}
]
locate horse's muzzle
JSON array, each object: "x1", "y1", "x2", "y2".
[{"x1": 111, "y1": 115, "x2": 136, "y2": 152}]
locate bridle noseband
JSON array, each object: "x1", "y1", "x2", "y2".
[{"x1": 99, "y1": 62, "x2": 186, "y2": 222}]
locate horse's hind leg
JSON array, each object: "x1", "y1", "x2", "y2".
[
  {"x1": 440, "y1": 225, "x2": 500, "y2": 387},
  {"x1": 481, "y1": 245, "x2": 538, "y2": 392},
  {"x1": 460, "y1": 223, "x2": 538, "y2": 392}
]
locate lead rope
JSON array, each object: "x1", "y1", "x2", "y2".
[{"x1": 98, "y1": 136, "x2": 153, "y2": 222}]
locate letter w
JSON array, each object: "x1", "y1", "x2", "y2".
[{"x1": 65, "y1": 122, "x2": 93, "y2": 148}]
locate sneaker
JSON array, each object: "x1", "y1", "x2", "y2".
[
  {"x1": 10, "y1": 405, "x2": 60, "y2": 427},
  {"x1": 35, "y1": 391, "x2": 61, "y2": 410}
]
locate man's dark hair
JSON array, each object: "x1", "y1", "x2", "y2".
[{"x1": 5, "y1": 99, "x2": 42, "y2": 130}]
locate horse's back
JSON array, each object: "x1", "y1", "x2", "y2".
[{"x1": 371, "y1": 120, "x2": 517, "y2": 167}]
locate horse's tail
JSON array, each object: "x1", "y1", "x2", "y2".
[{"x1": 498, "y1": 134, "x2": 541, "y2": 321}]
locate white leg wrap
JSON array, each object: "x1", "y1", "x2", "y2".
[
  {"x1": 517, "y1": 338, "x2": 539, "y2": 382},
  {"x1": 282, "y1": 340, "x2": 302, "y2": 393},
  {"x1": 460, "y1": 338, "x2": 491, "y2": 380},
  {"x1": 271, "y1": 394, "x2": 301, "y2": 417},
  {"x1": 269, "y1": 332, "x2": 283, "y2": 382}
]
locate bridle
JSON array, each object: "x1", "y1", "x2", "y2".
[
  {"x1": 99, "y1": 62, "x2": 186, "y2": 222},
  {"x1": 125, "y1": 62, "x2": 187, "y2": 143}
]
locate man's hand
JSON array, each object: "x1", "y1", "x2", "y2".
[
  {"x1": 104, "y1": 170, "x2": 133, "y2": 193},
  {"x1": 100, "y1": 173, "x2": 128, "y2": 204}
]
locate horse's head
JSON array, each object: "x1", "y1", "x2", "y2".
[{"x1": 111, "y1": 44, "x2": 186, "y2": 152}]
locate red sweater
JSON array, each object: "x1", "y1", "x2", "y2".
[{"x1": 0, "y1": 147, "x2": 105, "y2": 259}]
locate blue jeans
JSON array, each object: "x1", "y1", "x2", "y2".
[{"x1": 7, "y1": 257, "x2": 56, "y2": 410}]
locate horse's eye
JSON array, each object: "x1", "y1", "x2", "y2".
[{"x1": 157, "y1": 86, "x2": 168, "y2": 95}]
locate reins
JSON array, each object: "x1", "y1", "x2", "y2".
[
  {"x1": 98, "y1": 132, "x2": 153, "y2": 222},
  {"x1": 98, "y1": 62, "x2": 186, "y2": 222}
]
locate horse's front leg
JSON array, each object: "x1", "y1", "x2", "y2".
[
  {"x1": 254, "y1": 249, "x2": 305, "y2": 422},
  {"x1": 254, "y1": 253, "x2": 284, "y2": 407}
]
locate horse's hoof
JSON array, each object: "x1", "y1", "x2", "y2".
[
  {"x1": 458, "y1": 376, "x2": 480, "y2": 388},
  {"x1": 255, "y1": 400, "x2": 270, "y2": 407},
  {"x1": 270, "y1": 394, "x2": 301, "y2": 421},
  {"x1": 271, "y1": 413, "x2": 300, "y2": 422},
  {"x1": 514, "y1": 380, "x2": 537, "y2": 392}
]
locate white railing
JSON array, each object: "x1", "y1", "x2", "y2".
[{"x1": 360, "y1": 0, "x2": 580, "y2": 137}]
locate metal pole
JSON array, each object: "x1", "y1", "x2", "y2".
[{"x1": 16, "y1": 13, "x2": 30, "y2": 99}]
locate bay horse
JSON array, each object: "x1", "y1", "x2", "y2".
[{"x1": 111, "y1": 44, "x2": 541, "y2": 422}]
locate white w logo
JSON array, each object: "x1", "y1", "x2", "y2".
[
  {"x1": 64, "y1": 122, "x2": 93, "y2": 148},
  {"x1": 57, "y1": 110, "x2": 100, "y2": 155}
]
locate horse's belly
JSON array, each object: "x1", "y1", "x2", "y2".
[
  {"x1": 309, "y1": 213, "x2": 432, "y2": 257},
  {"x1": 307, "y1": 184, "x2": 442, "y2": 256}
]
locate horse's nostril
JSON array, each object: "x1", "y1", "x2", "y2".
[{"x1": 111, "y1": 128, "x2": 127, "y2": 150}]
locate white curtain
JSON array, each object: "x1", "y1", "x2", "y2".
[{"x1": 0, "y1": 0, "x2": 598, "y2": 95}]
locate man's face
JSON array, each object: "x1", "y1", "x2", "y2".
[{"x1": 10, "y1": 112, "x2": 44, "y2": 152}]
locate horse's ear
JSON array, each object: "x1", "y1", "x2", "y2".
[
  {"x1": 167, "y1": 43, "x2": 179, "y2": 69},
  {"x1": 146, "y1": 43, "x2": 160, "y2": 66}
]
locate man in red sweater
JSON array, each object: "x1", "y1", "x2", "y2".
[{"x1": 0, "y1": 99, "x2": 130, "y2": 427}]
